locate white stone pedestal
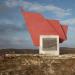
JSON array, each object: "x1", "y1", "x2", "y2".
[{"x1": 39, "y1": 35, "x2": 59, "y2": 56}]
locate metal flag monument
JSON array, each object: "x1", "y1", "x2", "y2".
[
  {"x1": 21, "y1": 7, "x2": 68, "y2": 55},
  {"x1": 21, "y1": 10, "x2": 68, "y2": 45}
]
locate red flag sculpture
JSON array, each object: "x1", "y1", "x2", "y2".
[
  {"x1": 47, "y1": 20, "x2": 68, "y2": 42},
  {"x1": 21, "y1": 11, "x2": 68, "y2": 46}
]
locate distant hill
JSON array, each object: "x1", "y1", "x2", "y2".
[
  {"x1": 0, "y1": 47, "x2": 75, "y2": 54},
  {"x1": 0, "y1": 49, "x2": 39, "y2": 54},
  {"x1": 60, "y1": 47, "x2": 75, "y2": 54}
]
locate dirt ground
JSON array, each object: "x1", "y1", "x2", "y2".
[{"x1": 0, "y1": 54, "x2": 75, "y2": 75}]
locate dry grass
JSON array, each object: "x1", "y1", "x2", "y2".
[{"x1": 0, "y1": 54, "x2": 75, "y2": 75}]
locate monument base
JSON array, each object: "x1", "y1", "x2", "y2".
[{"x1": 39, "y1": 35, "x2": 59, "y2": 56}]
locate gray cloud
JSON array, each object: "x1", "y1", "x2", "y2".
[
  {"x1": 61, "y1": 18, "x2": 75, "y2": 26},
  {"x1": 0, "y1": 37, "x2": 33, "y2": 49},
  {"x1": 0, "y1": 22, "x2": 34, "y2": 49},
  {"x1": 0, "y1": 2, "x2": 34, "y2": 49},
  {"x1": 4, "y1": 0, "x2": 71, "y2": 18},
  {"x1": 0, "y1": 3, "x2": 10, "y2": 12},
  {"x1": 0, "y1": 29, "x2": 34, "y2": 49},
  {"x1": 5, "y1": 0, "x2": 19, "y2": 7},
  {"x1": 0, "y1": 24, "x2": 25, "y2": 33}
]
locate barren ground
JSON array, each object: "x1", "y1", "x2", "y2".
[
  {"x1": 0, "y1": 54, "x2": 75, "y2": 75},
  {"x1": 0, "y1": 48, "x2": 75, "y2": 75}
]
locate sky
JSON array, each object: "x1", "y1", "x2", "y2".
[{"x1": 0, "y1": 0, "x2": 75, "y2": 49}]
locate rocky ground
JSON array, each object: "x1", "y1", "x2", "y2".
[{"x1": 0, "y1": 54, "x2": 75, "y2": 75}]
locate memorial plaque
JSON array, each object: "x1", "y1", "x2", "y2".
[{"x1": 39, "y1": 35, "x2": 59, "y2": 55}]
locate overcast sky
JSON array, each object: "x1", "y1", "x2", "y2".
[{"x1": 0, "y1": 0, "x2": 75, "y2": 49}]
